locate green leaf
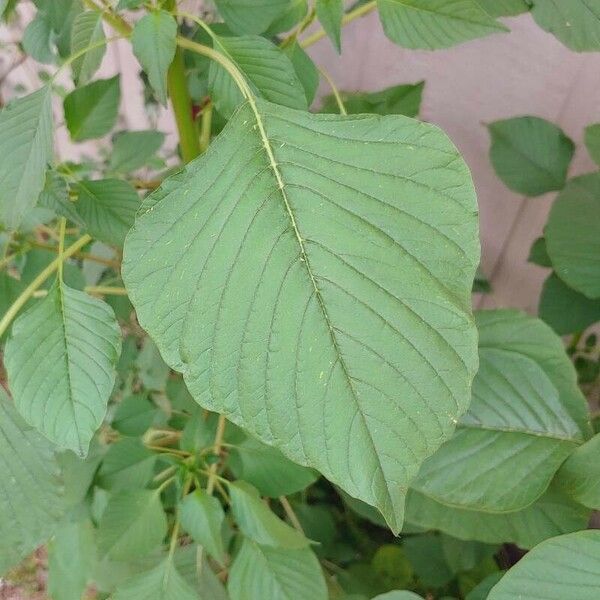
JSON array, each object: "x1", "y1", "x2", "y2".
[
  {"x1": 404, "y1": 534, "x2": 454, "y2": 588},
  {"x1": 539, "y1": 273, "x2": 600, "y2": 335},
  {"x1": 545, "y1": 173, "x2": 600, "y2": 298},
  {"x1": 373, "y1": 593, "x2": 423, "y2": 600},
  {"x1": 112, "y1": 394, "x2": 157, "y2": 436},
  {"x1": 465, "y1": 573, "x2": 504, "y2": 600},
  {"x1": 474, "y1": 0, "x2": 529, "y2": 17},
  {"x1": 112, "y1": 558, "x2": 198, "y2": 600},
  {"x1": 117, "y1": 0, "x2": 145, "y2": 8},
  {"x1": 556, "y1": 432, "x2": 600, "y2": 509},
  {"x1": 530, "y1": 0, "x2": 600, "y2": 52},
  {"x1": 0, "y1": 273, "x2": 26, "y2": 341},
  {"x1": 109, "y1": 130, "x2": 165, "y2": 174},
  {"x1": 22, "y1": 10, "x2": 55, "y2": 64},
  {"x1": 228, "y1": 538, "x2": 327, "y2": 600},
  {"x1": 229, "y1": 481, "x2": 309, "y2": 548},
  {"x1": 321, "y1": 82, "x2": 424, "y2": 118},
  {"x1": 122, "y1": 98, "x2": 480, "y2": 534},
  {"x1": 136, "y1": 337, "x2": 170, "y2": 390},
  {"x1": 131, "y1": 10, "x2": 177, "y2": 106},
  {"x1": 213, "y1": 0, "x2": 291, "y2": 34},
  {"x1": 405, "y1": 484, "x2": 590, "y2": 549},
  {"x1": 488, "y1": 116, "x2": 574, "y2": 196},
  {"x1": 528, "y1": 237, "x2": 552, "y2": 268},
  {"x1": 282, "y1": 42, "x2": 319, "y2": 106},
  {"x1": 377, "y1": 0, "x2": 508, "y2": 49},
  {"x1": 179, "y1": 490, "x2": 227, "y2": 564},
  {"x1": 410, "y1": 310, "x2": 586, "y2": 512},
  {"x1": 21, "y1": 248, "x2": 85, "y2": 291},
  {"x1": 38, "y1": 170, "x2": 84, "y2": 226},
  {"x1": 47, "y1": 519, "x2": 96, "y2": 600},
  {"x1": 64, "y1": 76, "x2": 121, "y2": 141},
  {"x1": 75, "y1": 179, "x2": 140, "y2": 246},
  {"x1": 584, "y1": 122, "x2": 600, "y2": 165},
  {"x1": 0, "y1": 389, "x2": 65, "y2": 574},
  {"x1": 316, "y1": 0, "x2": 343, "y2": 51},
  {"x1": 487, "y1": 530, "x2": 600, "y2": 599},
  {"x1": 372, "y1": 544, "x2": 413, "y2": 589},
  {"x1": 71, "y1": 10, "x2": 106, "y2": 84},
  {"x1": 209, "y1": 34, "x2": 307, "y2": 119},
  {"x1": 58, "y1": 442, "x2": 106, "y2": 508},
  {"x1": 229, "y1": 436, "x2": 318, "y2": 497},
  {"x1": 97, "y1": 489, "x2": 167, "y2": 560},
  {"x1": 5, "y1": 281, "x2": 121, "y2": 456},
  {"x1": 98, "y1": 437, "x2": 157, "y2": 491},
  {"x1": 0, "y1": 86, "x2": 53, "y2": 230}
]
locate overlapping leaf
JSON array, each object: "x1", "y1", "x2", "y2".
[
  {"x1": 213, "y1": 0, "x2": 292, "y2": 34},
  {"x1": 123, "y1": 98, "x2": 480, "y2": 532}
]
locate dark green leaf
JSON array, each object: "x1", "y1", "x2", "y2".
[
  {"x1": 98, "y1": 437, "x2": 157, "y2": 491},
  {"x1": 528, "y1": 237, "x2": 552, "y2": 267},
  {"x1": 474, "y1": 0, "x2": 529, "y2": 17},
  {"x1": 404, "y1": 534, "x2": 454, "y2": 588},
  {"x1": 584, "y1": 122, "x2": 600, "y2": 165},
  {"x1": 112, "y1": 394, "x2": 157, "y2": 436}
]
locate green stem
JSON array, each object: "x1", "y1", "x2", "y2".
[
  {"x1": 318, "y1": 67, "x2": 347, "y2": 115},
  {"x1": 199, "y1": 101, "x2": 213, "y2": 153}
]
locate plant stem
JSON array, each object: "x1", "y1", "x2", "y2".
[
  {"x1": 279, "y1": 496, "x2": 305, "y2": 534},
  {"x1": 199, "y1": 101, "x2": 213, "y2": 153},
  {"x1": 206, "y1": 414, "x2": 227, "y2": 495},
  {"x1": 0, "y1": 235, "x2": 92, "y2": 338},
  {"x1": 318, "y1": 67, "x2": 347, "y2": 115},
  {"x1": 57, "y1": 218, "x2": 66, "y2": 282},
  {"x1": 82, "y1": 0, "x2": 132, "y2": 36}
]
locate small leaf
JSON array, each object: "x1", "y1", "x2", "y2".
[
  {"x1": 131, "y1": 10, "x2": 177, "y2": 106},
  {"x1": 487, "y1": 530, "x2": 600, "y2": 599},
  {"x1": 584, "y1": 122, "x2": 600, "y2": 165},
  {"x1": 112, "y1": 394, "x2": 157, "y2": 436},
  {"x1": 71, "y1": 10, "x2": 106, "y2": 84},
  {"x1": 0, "y1": 389, "x2": 65, "y2": 574},
  {"x1": 22, "y1": 10, "x2": 55, "y2": 64},
  {"x1": 97, "y1": 489, "x2": 167, "y2": 560},
  {"x1": 488, "y1": 116, "x2": 574, "y2": 196},
  {"x1": 38, "y1": 170, "x2": 84, "y2": 226},
  {"x1": 316, "y1": 0, "x2": 343, "y2": 51},
  {"x1": 213, "y1": 0, "x2": 291, "y2": 34},
  {"x1": 0, "y1": 86, "x2": 53, "y2": 229},
  {"x1": 282, "y1": 42, "x2": 319, "y2": 105},
  {"x1": 64, "y1": 75, "x2": 121, "y2": 141},
  {"x1": 5, "y1": 281, "x2": 121, "y2": 456},
  {"x1": 230, "y1": 481, "x2": 309, "y2": 548},
  {"x1": 136, "y1": 337, "x2": 170, "y2": 391},
  {"x1": 75, "y1": 178, "x2": 139, "y2": 247},
  {"x1": 228, "y1": 538, "x2": 327, "y2": 600},
  {"x1": 179, "y1": 491, "x2": 227, "y2": 564},
  {"x1": 377, "y1": 0, "x2": 508, "y2": 49},
  {"x1": 403, "y1": 534, "x2": 454, "y2": 588},
  {"x1": 528, "y1": 237, "x2": 552, "y2": 267},
  {"x1": 545, "y1": 173, "x2": 600, "y2": 298},
  {"x1": 98, "y1": 437, "x2": 157, "y2": 491},
  {"x1": 109, "y1": 130, "x2": 165, "y2": 174},
  {"x1": 474, "y1": 0, "x2": 529, "y2": 17}
]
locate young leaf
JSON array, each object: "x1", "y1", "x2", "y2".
[
  {"x1": 209, "y1": 35, "x2": 307, "y2": 119},
  {"x1": 229, "y1": 481, "x2": 309, "y2": 548},
  {"x1": 71, "y1": 10, "x2": 106, "y2": 84},
  {"x1": 229, "y1": 436, "x2": 318, "y2": 497},
  {"x1": 0, "y1": 390, "x2": 65, "y2": 574},
  {"x1": 75, "y1": 179, "x2": 140, "y2": 247},
  {"x1": 228, "y1": 538, "x2": 327, "y2": 600},
  {"x1": 122, "y1": 98, "x2": 480, "y2": 534},
  {"x1": 316, "y1": 0, "x2": 343, "y2": 51},
  {"x1": 0, "y1": 86, "x2": 53, "y2": 230},
  {"x1": 98, "y1": 437, "x2": 157, "y2": 491},
  {"x1": 530, "y1": 0, "x2": 600, "y2": 52},
  {"x1": 488, "y1": 116, "x2": 574, "y2": 196},
  {"x1": 109, "y1": 130, "x2": 165, "y2": 174},
  {"x1": 539, "y1": 273, "x2": 600, "y2": 335},
  {"x1": 556, "y1": 432, "x2": 600, "y2": 509},
  {"x1": 411, "y1": 310, "x2": 590, "y2": 513},
  {"x1": 545, "y1": 173, "x2": 600, "y2": 298},
  {"x1": 179, "y1": 491, "x2": 227, "y2": 564},
  {"x1": 5, "y1": 281, "x2": 121, "y2": 456},
  {"x1": 405, "y1": 485, "x2": 590, "y2": 550},
  {"x1": 487, "y1": 530, "x2": 600, "y2": 599},
  {"x1": 321, "y1": 82, "x2": 424, "y2": 117},
  {"x1": 377, "y1": 0, "x2": 508, "y2": 50},
  {"x1": 131, "y1": 10, "x2": 177, "y2": 106},
  {"x1": 97, "y1": 489, "x2": 167, "y2": 560},
  {"x1": 213, "y1": 0, "x2": 291, "y2": 35},
  {"x1": 474, "y1": 0, "x2": 529, "y2": 17},
  {"x1": 112, "y1": 558, "x2": 198, "y2": 600},
  {"x1": 64, "y1": 76, "x2": 121, "y2": 141}
]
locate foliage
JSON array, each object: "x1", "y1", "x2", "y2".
[{"x1": 0, "y1": 1, "x2": 598, "y2": 599}]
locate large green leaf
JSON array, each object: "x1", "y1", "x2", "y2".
[
  {"x1": 228, "y1": 538, "x2": 327, "y2": 600},
  {"x1": 5, "y1": 281, "x2": 121, "y2": 455},
  {"x1": 131, "y1": 10, "x2": 177, "y2": 106},
  {"x1": 0, "y1": 86, "x2": 53, "y2": 229},
  {"x1": 213, "y1": 0, "x2": 291, "y2": 34},
  {"x1": 474, "y1": 0, "x2": 529, "y2": 17},
  {"x1": 545, "y1": 173, "x2": 600, "y2": 298},
  {"x1": 530, "y1": 0, "x2": 600, "y2": 52},
  {"x1": 122, "y1": 98, "x2": 480, "y2": 533},
  {"x1": 488, "y1": 117, "x2": 574, "y2": 196},
  {"x1": 75, "y1": 179, "x2": 140, "y2": 246},
  {"x1": 410, "y1": 310, "x2": 587, "y2": 513},
  {"x1": 377, "y1": 0, "x2": 507, "y2": 49},
  {"x1": 209, "y1": 34, "x2": 307, "y2": 119},
  {"x1": 487, "y1": 530, "x2": 600, "y2": 599},
  {"x1": 0, "y1": 389, "x2": 66, "y2": 574},
  {"x1": 405, "y1": 485, "x2": 590, "y2": 549},
  {"x1": 71, "y1": 10, "x2": 106, "y2": 84},
  {"x1": 64, "y1": 76, "x2": 121, "y2": 141},
  {"x1": 556, "y1": 432, "x2": 600, "y2": 509}
]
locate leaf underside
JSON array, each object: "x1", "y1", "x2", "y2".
[{"x1": 123, "y1": 98, "x2": 479, "y2": 532}]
